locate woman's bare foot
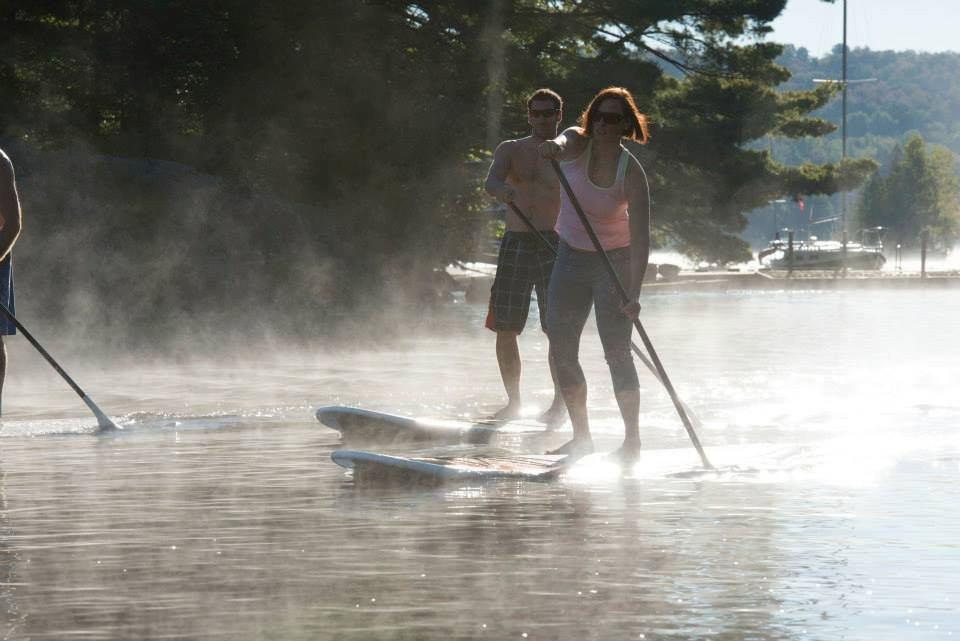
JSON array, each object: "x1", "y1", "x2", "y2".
[
  {"x1": 491, "y1": 399, "x2": 522, "y2": 421},
  {"x1": 609, "y1": 438, "x2": 641, "y2": 464},
  {"x1": 546, "y1": 438, "x2": 594, "y2": 460},
  {"x1": 537, "y1": 401, "x2": 567, "y2": 430}
]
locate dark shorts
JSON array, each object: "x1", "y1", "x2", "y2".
[
  {"x1": 0, "y1": 255, "x2": 13, "y2": 336},
  {"x1": 485, "y1": 231, "x2": 558, "y2": 333}
]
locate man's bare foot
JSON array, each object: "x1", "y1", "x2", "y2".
[
  {"x1": 491, "y1": 400, "x2": 522, "y2": 422},
  {"x1": 537, "y1": 401, "x2": 567, "y2": 430},
  {"x1": 546, "y1": 438, "x2": 594, "y2": 460},
  {"x1": 609, "y1": 438, "x2": 641, "y2": 464}
]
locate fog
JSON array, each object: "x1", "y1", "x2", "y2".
[{"x1": 3, "y1": 140, "x2": 486, "y2": 362}]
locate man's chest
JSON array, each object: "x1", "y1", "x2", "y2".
[{"x1": 509, "y1": 148, "x2": 556, "y2": 185}]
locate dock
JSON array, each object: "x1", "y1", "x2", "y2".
[{"x1": 642, "y1": 269, "x2": 960, "y2": 292}]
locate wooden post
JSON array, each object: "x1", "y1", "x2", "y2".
[
  {"x1": 920, "y1": 229, "x2": 928, "y2": 279},
  {"x1": 841, "y1": 229, "x2": 848, "y2": 278},
  {"x1": 787, "y1": 230, "x2": 795, "y2": 277}
]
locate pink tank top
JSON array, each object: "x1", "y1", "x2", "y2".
[{"x1": 555, "y1": 140, "x2": 631, "y2": 251}]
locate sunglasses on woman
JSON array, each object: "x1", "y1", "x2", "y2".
[{"x1": 593, "y1": 112, "x2": 625, "y2": 124}]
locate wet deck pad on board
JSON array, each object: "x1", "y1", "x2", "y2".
[
  {"x1": 331, "y1": 449, "x2": 570, "y2": 483},
  {"x1": 315, "y1": 406, "x2": 542, "y2": 445}
]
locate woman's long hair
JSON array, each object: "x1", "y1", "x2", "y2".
[{"x1": 578, "y1": 87, "x2": 650, "y2": 144}]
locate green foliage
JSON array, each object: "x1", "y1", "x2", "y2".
[
  {"x1": 773, "y1": 45, "x2": 960, "y2": 168},
  {"x1": 743, "y1": 46, "x2": 960, "y2": 249},
  {"x1": 854, "y1": 135, "x2": 960, "y2": 250},
  {"x1": 648, "y1": 45, "x2": 871, "y2": 261},
  {"x1": 0, "y1": 0, "x2": 871, "y2": 322}
]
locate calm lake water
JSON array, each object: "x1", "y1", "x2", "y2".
[{"x1": 1, "y1": 288, "x2": 958, "y2": 640}]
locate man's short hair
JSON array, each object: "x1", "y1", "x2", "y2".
[{"x1": 527, "y1": 88, "x2": 562, "y2": 111}]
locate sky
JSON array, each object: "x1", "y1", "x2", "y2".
[{"x1": 767, "y1": 0, "x2": 960, "y2": 58}]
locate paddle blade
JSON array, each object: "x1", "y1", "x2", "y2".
[{"x1": 86, "y1": 398, "x2": 120, "y2": 432}]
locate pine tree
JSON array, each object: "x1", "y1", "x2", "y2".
[{"x1": 855, "y1": 135, "x2": 960, "y2": 250}]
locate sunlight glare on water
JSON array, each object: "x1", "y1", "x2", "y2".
[{"x1": 0, "y1": 289, "x2": 958, "y2": 639}]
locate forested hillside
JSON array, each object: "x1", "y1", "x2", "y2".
[
  {"x1": 776, "y1": 46, "x2": 960, "y2": 162},
  {"x1": 744, "y1": 46, "x2": 960, "y2": 248},
  {"x1": 2, "y1": 1, "x2": 874, "y2": 341}
]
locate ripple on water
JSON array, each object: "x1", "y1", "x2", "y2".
[{"x1": 0, "y1": 290, "x2": 958, "y2": 639}]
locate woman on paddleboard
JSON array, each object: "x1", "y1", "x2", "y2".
[{"x1": 538, "y1": 87, "x2": 651, "y2": 460}]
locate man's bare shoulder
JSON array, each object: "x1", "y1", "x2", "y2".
[{"x1": 494, "y1": 138, "x2": 527, "y2": 156}]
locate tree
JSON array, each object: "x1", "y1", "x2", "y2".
[
  {"x1": 1, "y1": 1, "x2": 874, "y2": 265},
  {"x1": 773, "y1": 45, "x2": 960, "y2": 172},
  {"x1": 0, "y1": 1, "x2": 883, "y2": 337},
  {"x1": 855, "y1": 134, "x2": 960, "y2": 250},
  {"x1": 433, "y1": 0, "x2": 875, "y2": 263}
]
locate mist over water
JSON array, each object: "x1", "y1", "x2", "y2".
[{"x1": 1, "y1": 289, "x2": 958, "y2": 639}]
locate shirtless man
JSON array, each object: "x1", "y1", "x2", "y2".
[
  {"x1": 0, "y1": 149, "x2": 23, "y2": 416},
  {"x1": 483, "y1": 88, "x2": 565, "y2": 426}
]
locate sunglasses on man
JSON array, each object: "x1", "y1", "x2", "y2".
[
  {"x1": 592, "y1": 112, "x2": 625, "y2": 124},
  {"x1": 528, "y1": 108, "x2": 558, "y2": 118}
]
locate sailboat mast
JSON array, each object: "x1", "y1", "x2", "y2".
[
  {"x1": 841, "y1": 0, "x2": 848, "y2": 273},
  {"x1": 842, "y1": 0, "x2": 848, "y2": 165}
]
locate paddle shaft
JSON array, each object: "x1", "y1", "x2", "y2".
[
  {"x1": 549, "y1": 158, "x2": 712, "y2": 468},
  {"x1": 510, "y1": 206, "x2": 662, "y2": 378},
  {"x1": 505, "y1": 203, "x2": 559, "y2": 258},
  {"x1": 505, "y1": 201, "x2": 705, "y2": 432},
  {"x1": 0, "y1": 302, "x2": 117, "y2": 431}
]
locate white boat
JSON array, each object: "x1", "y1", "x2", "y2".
[{"x1": 758, "y1": 228, "x2": 886, "y2": 270}]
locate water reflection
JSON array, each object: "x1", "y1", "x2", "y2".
[
  {"x1": 0, "y1": 467, "x2": 27, "y2": 639},
  {"x1": 0, "y1": 290, "x2": 956, "y2": 638}
]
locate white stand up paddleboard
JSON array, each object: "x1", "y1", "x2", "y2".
[
  {"x1": 330, "y1": 442, "x2": 805, "y2": 485},
  {"x1": 315, "y1": 406, "x2": 541, "y2": 444},
  {"x1": 331, "y1": 449, "x2": 570, "y2": 483}
]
